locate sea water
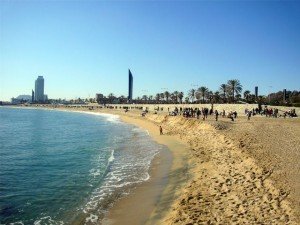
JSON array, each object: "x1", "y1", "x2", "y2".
[{"x1": 0, "y1": 107, "x2": 165, "y2": 225}]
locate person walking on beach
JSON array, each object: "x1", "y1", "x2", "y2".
[
  {"x1": 215, "y1": 110, "x2": 219, "y2": 121},
  {"x1": 247, "y1": 111, "x2": 252, "y2": 120},
  {"x1": 196, "y1": 108, "x2": 201, "y2": 119},
  {"x1": 159, "y1": 126, "x2": 163, "y2": 135}
]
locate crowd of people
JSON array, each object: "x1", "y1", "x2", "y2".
[
  {"x1": 165, "y1": 106, "x2": 240, "y2": 121},
  {"x1": 245, "y1": 106, "x2": 298, "y2": 119},
  {"x1": 164, "y1": 105, "x2": 298, "y2": 121}
]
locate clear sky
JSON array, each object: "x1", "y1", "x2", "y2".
[{"x1": 0, "y1": 1, "x2": 299, "y2": 101}]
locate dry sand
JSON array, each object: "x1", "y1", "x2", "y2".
[
  {"x1": 25, "y1": 105, "x2": 300, "y2": 224},
  {"x1": 145, "y1": 113, "x2": 300, "y2": 225},
  {"x1": 104, "y1": 109, "x2": 300, "y2": 225}
]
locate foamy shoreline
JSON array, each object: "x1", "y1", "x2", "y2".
[{"x1": 5, "y1": 105, "x2": 189, "y2": 225}]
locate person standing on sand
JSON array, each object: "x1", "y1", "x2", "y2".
[
  {"x1": 247, "y1": 111, "x2": 252, "y2": 120},
  {"x1": 196, "y1": 108, "x2": 201, "y2": 119},
  {"x1": 215, "y1": 110, "x2": 219, "y2": 121},
  {"x1": 159, "y1": 126, "x2": 163, "y2": 135}
]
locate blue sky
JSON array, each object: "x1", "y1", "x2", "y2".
[{"x1": 0, "y1": 1, "x2": 299, "y2": 101}]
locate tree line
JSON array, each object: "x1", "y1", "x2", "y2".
[
  {"x1": 89, "y1": 79, "x2": 300, "y2": 106},
  {"x1": 133, "y1": 79, "x2": 246, "y2": 104},
  {"x1": 100, "y1": 79, "x2": 246, "y2": 104}
]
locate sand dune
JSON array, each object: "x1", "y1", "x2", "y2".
[{"x1": 146, "y1": 114, "x2": 300, "y2": 225}]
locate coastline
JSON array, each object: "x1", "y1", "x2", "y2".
[
  {"x1": 3, "y1": 106, "x2": 193, "y2": 224},
  {"x1": 4, "y1": 105, "x2": 300, "y2": 224},
  {"x1": 57, "y1": 107, "x2": 193, "y2": 224},
  {"x1": 102, "y1": 112, "x2": 192, "y2": 225}
]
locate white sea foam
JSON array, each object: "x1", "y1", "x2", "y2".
[
  {"x1": 89, "y1": 168, "x2": 101, "y2": 177},
  {"x1": 108, "y1": 149, "x2": 114, "y2": 163},
  {"x1": 81, "y1": 123, "x2": 163, "y2": 225},
  {"x1": 73, "y1": 111, "x2": 120, "y2": 123},
  {"x1": 85, "y1": 214, "x2": 98, "y2": 223},
  {"x1": 55, "y1": 109, "x2": 121, "y2": 123},
  {"x1": 9, "y1": 222, "x2": 24, "y2": 225},
  {"x1": 34, "y1": 216, "x2": 64, "y2": 225},
  {"x1": 132, "y1": 127, "x2": 150, "y2": 135}
]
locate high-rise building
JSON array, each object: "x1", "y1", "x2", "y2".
[
  {"x1": 34, "y1": 76, "x2": 44, "y2": 102},
  {"x1": 128, "y1": 69, "x2": 133, "y2": 102},
  {"x1": 31, "y1": 90, "x2": 34, "y2": 103},
  {"x1": 255, "y1": 86, "x2": 258, "y2": 98},
  {"x1": 283, "y1": 89, "x2": 287, "y2": 102}
]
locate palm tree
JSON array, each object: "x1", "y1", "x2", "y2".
[
  {"x1": 149, "y1": 95, "x2": 153, "y2": 102},
  {"x1": 214, "y1": 91, "x2": 221, "y2": 103},
  {"x1": 195, "y1": 91, "x2": 201, "y2": 103},
  {"x1": 219, "y1": 84, "x2": 228, "y2": 103},
  {"x1": 184, "y1": 97, "x2": 190, "y2": 104},
  {"x1": 108, "y1": 93, "x2": 115, "y2": 103},
  {"x1": 198, "y1": 86, "x2": 209, "y2": 103},
  {"x1": 164, "y1": 91, "x2": 170, "y2": 103},
  {"x1": 188, "y1": 89, "x2": 196, "y2": 103},
  {"x1": 155, "y1": 93, "x2": 160, "y2": 102},
  {"x1": 142, "y1": 95, "x2": 148, "y2": 102},
  {"x1": 160, "y1": 93, "x2": 165, "y2": 102},
  {"x1": 243, "y1": 90, "x2": 251, "y2": 103},
  {"x1": 119, "y1": 95, "x2": 126, "y2": 103},
  {"x1": 178, "y1": 92, "x2": 184, "y2": 103},
  {"x1": 207, "y1": 91, "x2": 214, "y2": 103},
  {"x1": 236, "y1": 94, "x2": 241, "y2": 102},
  {"x1": 172, "y1": 91, "x2": 179, "y2": 103},
  {"x1": 227, "y1": 79, "x2": 243, "y2": 103}
]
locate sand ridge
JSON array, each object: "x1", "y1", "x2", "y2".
[{"x1": 148, "y1": 115, "x2": 299, "y2": 225}]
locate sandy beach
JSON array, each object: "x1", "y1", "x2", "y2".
[
  {"x1": 104, "y1": 107, "x2": 300, "y2": 225},
  {"x1": 152, "y1": 115, "x2": 300, "y2": 225},
  {"x1": 22, "y1": 105, "x2": 300, "y2": 224}
]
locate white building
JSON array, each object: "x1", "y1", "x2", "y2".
[{"x1": 34, "y1": 76, "x2": 44, "y2": 102}]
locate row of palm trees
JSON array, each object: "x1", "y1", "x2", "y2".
[
  {"x1": 139, "y1": 79, "x2": 244, "y2": 104},
  {"x1": 100, "y1": 79, "x2": 262, "y2": 104},
  {"x1": 187, "y1": 79, "x2": 243, "y2": 104}
]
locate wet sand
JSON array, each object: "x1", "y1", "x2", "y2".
[{"x1": 102, "y1": 112, "x2": 192, "y2": 225}]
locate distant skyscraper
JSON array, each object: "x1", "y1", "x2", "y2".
[
  {"x1": 283, "y1": 89, "x2": 287, "y2": 102},
  {"x1": 255, "y1": 86, "x2": 258, "y2": 98},
  {"x1": 128, "y1": 69, "x2": 133, "y2": 102},
  {"x1": 34, "y1": 76, "x2": 44, "y2": 102},
  {"x1": 31, "y1": 90, "x2": 34, "y2": 102}
]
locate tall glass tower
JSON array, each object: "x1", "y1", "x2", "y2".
[
  {"x1": 128, "y1": 69, "x2": 133, "y2": 102},
  {"x1": 34, "y1": 76, "x2": 44, "y2": 103}
]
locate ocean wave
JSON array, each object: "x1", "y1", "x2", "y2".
[
  {"x1": 131, "y1": 127, "x2": 150, "y2": 136},
  {"x1": 57, "y1": 110, "x2": 121, "y2": 124},
  {"x1": 7, "y1": 222, "x2": 24, "y2": 225},
  {"x1": 108, "y1": 149, "x2": 114, "y2": 163},
  {"x1": 89, "y1": 148, "x2": 115, "y2": 179},
  {"x1": 74, "y1": 111, "x2": 120, "y2": 123},
  {"x1": 33, "y1": 216, "x2": 64, "y2": 225}
]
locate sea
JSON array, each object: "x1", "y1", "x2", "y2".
[{"x1": 0, "y1": 107, "x2": 166, "y2": 225}]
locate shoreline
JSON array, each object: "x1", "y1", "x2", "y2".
[
  {"x1": 101, "y1": 112, "x2": 192, "y2": 225},
  {"x1": 61, "y1": 107, "x2": 193, "y2": 224},
  {"x1": 3, "y1": 105, "x2": 300, "y2": 224},
  {"x1": 3, "y1": 106, "x2": 193, "y2": 225}
]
